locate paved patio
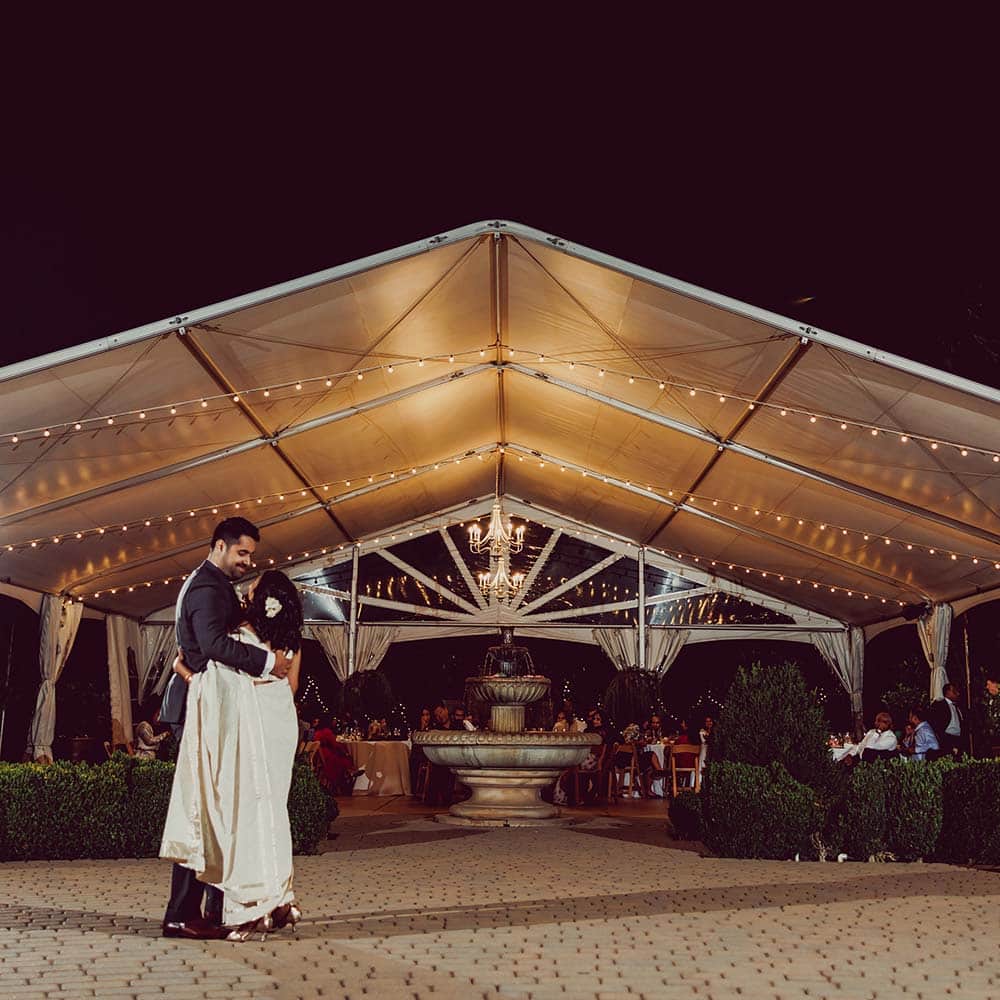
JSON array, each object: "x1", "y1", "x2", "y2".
[{"x1": 2, "y1": 796, "x2": 999, "y2": 999}]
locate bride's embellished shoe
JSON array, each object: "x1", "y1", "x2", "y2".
[
  {"x1": 225, "y1": 913, "x2": 274, "y2": 942},
  {"x1": 270, "y1": 903, "x2": 302, "y2": 931}
]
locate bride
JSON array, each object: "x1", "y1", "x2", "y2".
[{"x1": 160, "y1": 570, "x2": 303, "y2": 940}]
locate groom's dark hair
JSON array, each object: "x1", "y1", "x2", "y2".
[{"x1": 211, "y1": 516, "x2": 260, "y2": 548}]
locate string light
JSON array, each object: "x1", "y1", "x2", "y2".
[
  {"x1": 1, "y1": 351, "x2": 507, "y2": 447},
  {"x1": 5, "y1": 344, "x2": 996, "y2": 466}
]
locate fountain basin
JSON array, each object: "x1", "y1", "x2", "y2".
[
  {"x1": 413, "y1": 730, "x2": 600, "y2": 825},
  {"x1": 466, "y1": 676, "x2": 551, "y2": 706}
]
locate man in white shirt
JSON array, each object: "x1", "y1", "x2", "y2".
[{"x1": 844, "y1": 711, "x2": 898, "y2": 764}]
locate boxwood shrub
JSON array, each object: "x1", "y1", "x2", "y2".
[
  {"x1": 884, "y1": 758, "x2": 943, "y2": 861},
  {"x1": 0, "y1": 755, "x2": 332, "y2": 861},
  {"x1": 838, "y1": 761, "x2": 890, "y2": 861},
  {"x1": 668, "y1": 789, "x2": 703, "y2": 840},
  {"x1": 703, "y1": 761, "x2": 819, "y2": 859},
  {"x1": 937, "y1": 759, "x2": 1000, "y2": 865}
]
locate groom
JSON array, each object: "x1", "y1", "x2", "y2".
[{"x1": 160, "y1": 516, "x2": 290, "y2": 940}]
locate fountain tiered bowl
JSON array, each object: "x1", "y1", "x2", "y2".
[{"x1": 412, "y1": 672, "x2": 599, "y2": 826}]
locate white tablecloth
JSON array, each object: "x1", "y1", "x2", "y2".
[{"x1": 829, "y1": 744, "x2": 856, "y2": 762}]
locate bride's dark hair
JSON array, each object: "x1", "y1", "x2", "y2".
[{"x1": 246, "y1": 570, "x2": 303, "y2": 653}]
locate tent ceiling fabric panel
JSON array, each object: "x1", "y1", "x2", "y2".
[
  {"x1": 2, "y1": 220, "x2": 998, "y2": 627},
  {"x1": 509, "y1": 238, "x2": 795, "y2": 404},
  {"x1": 279, "y1": 370, "x2": 499, "y2": 486},
  {"x1": 503, "y1": 371, "x2": 716, "y2": 486}
]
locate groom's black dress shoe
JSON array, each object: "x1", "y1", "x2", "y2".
[{"x1": 162, "y1": 918, "x2": 227, "y2": 940}]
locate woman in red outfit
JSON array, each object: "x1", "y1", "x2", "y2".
[{"x1": 314, "y1": 716, "x2": 360, "y2": 795}]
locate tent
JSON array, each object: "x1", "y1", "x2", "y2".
[{"x1": 3, "y1": 220, "x2": 999, "y2": 757}]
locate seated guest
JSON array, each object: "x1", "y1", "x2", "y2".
[
  {"x1": 415, "y1": 706, "x2": 432, "y2": 733},
  {"x1": 902, "y1": 706, "x2": 940, "y2": 761},
  {"x1": 134, "y1": 707, "x2": 170, "y2": 760},
  {"x1": 700, "y1": 716, "x2": 715, "y2": 744},
  {"x1": 644, "y1": 714, "x2": 665, "y2": 741},
  {"x1": 453, "y1": 707, "x2": 476, "y2": 731},
  {"x1": 616, "y1": 722, "x2": 655, "y2": 797},
  {"x1": 315, "y1": 715, "x2": 363, "y2": 794},
  {"x1": 552, "y1": 710, "x2": 569, "y2": 733},
  {"x1": 843, "y1": 711, "x2": 898, "y2": 764},
  {"x1": 425, "y1": 703, "x2": 456, "y2": 806},
  {"x1": 579, "y1": 711, "x2": 619, "y2": 801}
]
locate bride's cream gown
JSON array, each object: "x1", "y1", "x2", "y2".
[{"x1": 160, "y1": 628, "x2": 298, "y2": 926}]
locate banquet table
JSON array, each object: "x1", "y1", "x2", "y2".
[
  {"x1": 345, "y1": 740, "x2": 411, "y2": 795},
  {"x1": 829, "y1": 744, "x2": 856, "y2": 762}
]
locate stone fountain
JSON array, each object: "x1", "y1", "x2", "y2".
[{"x1": 412, "y1": 629, "x2": 600, "y2": 826}]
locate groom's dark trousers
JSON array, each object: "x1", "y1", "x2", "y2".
[{"x1": 160, "y1": 559, "x2": 269, "y2": 925}]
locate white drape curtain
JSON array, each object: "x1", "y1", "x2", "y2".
[
  {"x1": 355, "y1": 625, "x2": 399, "y2": 673},
  {"x1": 917, "y1": 603, "x2": 953, "y2": 701},
  {"x1": 812, "y1": 626, "x2": 865, "y2": 735},
  {"x1": 593, "y1": 627, "x2": 689, "y2": 675},
  {"x1": 141, "y1": 624, "x2": 177, "y2": 699},
  {"x1": 309, "y1": 625, "x2": 399, "y2": 681},
  {"x1": 646, "y1": 628, "x2": 690, "y2": 677},
  {"x1": 309, "y1": 625, "x2": 350, "y2": 682},
  {"x1": 107, "y1": 615, "x2": 141, "y2": 746},
  {"x1": 593, "y1": 627, "x2": 636, "y2": 670},
  {"x1": 26, "y1": 595, "x2": 83, "y2": 761}
]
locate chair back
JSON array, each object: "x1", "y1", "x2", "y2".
[{"x1": 670, "y1": 742, "x2": 702, "y2": 796}]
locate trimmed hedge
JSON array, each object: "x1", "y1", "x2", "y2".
[
  {"x1": 703, "y1": 761, "x2": 819, "y2": 859},
  {"x1": 884, "y1": 758, "x2": 943, "y2": 861},
  {"x1": 668, "y1": 789, "x2": 703, "y2": 840},
  {"x1": 838, "y1": 761, "x2": 889, "y2": 861},
  {"x1": 937, "y1": 760, "x2": 1000, "y2": 865},
  {"x1": 0, "y1": 755, "x2": 332, "y2": 861}
]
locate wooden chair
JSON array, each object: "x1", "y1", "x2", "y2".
[
  {"x1": 414, "y1": 760, "x2": 432, "y2": 798},
  {"x1": 303, "y1": 740, "x2": 322, "y2": 780},
  {"x1": 608, "y1": 743, "x2": 640, "y2": 800},
  {"x1": 670, "y1": 742, "x2": 702, "y2": 796}
]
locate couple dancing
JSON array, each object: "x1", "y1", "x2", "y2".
[{"x1": 159, "y1": 517, "x2": 304, "y2": 942}]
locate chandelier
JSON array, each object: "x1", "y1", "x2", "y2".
[
  {"x1": 477, "y1": 550, "x2": 525, "y2": 600},
  {"x1": 469, "y1": 497, "x2": 525, "y2": 599},
  {"x1": 468, "y1": 499, "x2": 525, "y2": 556}
]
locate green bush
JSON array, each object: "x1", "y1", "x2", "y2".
[
  {"x1": 703, "y1": 761, "x2": 819, "y2": 859},
  {"x1": 838, "y1": 762, "x2": 890, "y2": 861},
  {"x1": 288, "y1": 758, "x2": 332, "y2": 854},
  {"x1": 885, "y1": 758, "x2": 943, "y2": 860},
  {"x1": 0, "y1": 756, "x2": 333, "y2": 861},
  {"x1": 937, "y1": 759, "x2": 1000, "y2": 864},
  {"x1": 668, "y1": 789, "x2": 703, "y2": 840},
  {"x1": 713, "y1": 661, "x2": 835, "y2": 794}
]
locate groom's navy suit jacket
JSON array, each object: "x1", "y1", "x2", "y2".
[{"x1": 159, "y1": 560, "x2": 268, "y2": 726}]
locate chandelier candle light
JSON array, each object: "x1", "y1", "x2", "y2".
[{"x1": 469, "y1": 498, "x2": 525, "y2": 599}]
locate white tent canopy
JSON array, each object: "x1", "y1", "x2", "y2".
[{"x1": 3, "y1": 220, "x2": 999, "y2": 738}]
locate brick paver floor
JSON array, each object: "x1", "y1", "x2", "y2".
[{"x1": 2, "y1": 796, "x2": 999, "y2": 999}]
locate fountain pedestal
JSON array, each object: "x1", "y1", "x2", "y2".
[{"x1": 412, "y1": 645, "x2": 600, "y2": 826}]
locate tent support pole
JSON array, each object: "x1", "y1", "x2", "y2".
[
  {"x1": 348, "y1": 545, "x2": 360, "y2": 675},
  {"x1": 637, "y1": 548, "x2": 647, "y2": 671}
]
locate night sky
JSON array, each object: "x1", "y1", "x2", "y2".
[
  {"x1": 1, "y1": 20, "x2": 997, "y2": 748},
  {"x1": 2, "y1": 29, "x2": 995, "y2": 385}
]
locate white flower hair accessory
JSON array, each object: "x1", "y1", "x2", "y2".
[{"x1": 264, "y1": 596, "x2": 282, "y2": 619}]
